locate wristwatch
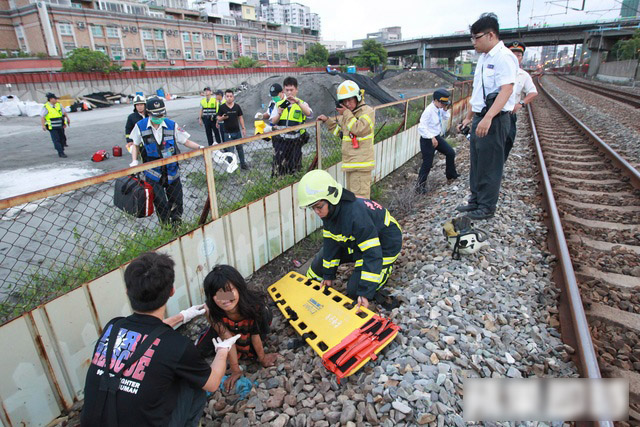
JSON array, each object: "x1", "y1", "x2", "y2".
[{"x1": 519, "y1": 101, "x2": 525, "y2": 106}]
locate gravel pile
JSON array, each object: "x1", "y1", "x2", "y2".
[{"x1": 543, "y1": 76, "x2": 640, "y2": 167}]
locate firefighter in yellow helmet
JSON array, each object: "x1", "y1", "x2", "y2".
[
  {"x1": 318, "y1": 80, "x2": 375, "y2": 199},
  {"x1": 299, "y1": 169, "x2": 402, "y2": 310}
]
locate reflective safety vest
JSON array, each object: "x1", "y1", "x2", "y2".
[
  {"x1": 276, "y1": 98, "x2": 307, "y2": 136},
  {"x1": 136, "y1": 117, "x2": 180, "y2": 184},
  {"x1": 44, "y1": 102, "x2": 64, "y2": 130},
  {"x1": 327, "y1": 101, "x2": 375, "y2": 171},
  {"x1": 200, "y1": 97, "x2": 218, "y2": 117}
]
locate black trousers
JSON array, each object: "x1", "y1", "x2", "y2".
[
  {"x1": 203, "y1": 116, "x2": 216, "y2": 146},
  {"x1": 468, "y1": 112, "x2": 510, "y2": 213},
  {"x1": 149, "y1": 178, "x2": 183, "y2": 224},
  {"x1": 416, "y1": 135, "x2": 458, "y2": 190},
  {"x1": 504, "y1": 113, "x2": 517, "y2": 161},
  {"x1": 272, "y1": 137, "x2": 303, "y2": 176},
  {"x1": 48, "y1": 128, "x2": 66, "y2": 155}
]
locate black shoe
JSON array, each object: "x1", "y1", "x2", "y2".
[
  {"x1": 466, "y1": 209, "x2": 494, "y2": 220},
  {"x1": 63, "y1": 143, "x2": 68, "y2": 147},
  {"x1": 447, "y1": 173, "x2": 460, "y2": 181},
  {"x1": 415, "y1": 186, "x2": 428, "y2": 195},
  {"x1": 240, "y1": 163, "x2": 249, "y2": 170},
  {"x1": 58, "y1": 153, "x2": 67, "y2": 158},
  {"x1": 455, "y1": 203, "x2": 477, "y2": 212}
]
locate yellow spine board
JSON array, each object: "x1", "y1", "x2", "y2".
[{"x1": 268, "y1": 271, "x2": 398, "y2": 378}]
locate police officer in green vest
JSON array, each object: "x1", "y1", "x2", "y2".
[
  {"x1": 40, "y1": 92, "x2": 71, "y2": 158},
  {"x1": 269, "y1": 76, "x2": 313, "y2": 175},
  {"x1": 198, "y1": 86, "x2": 220, "y2": 146}
]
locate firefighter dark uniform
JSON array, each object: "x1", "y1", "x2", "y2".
[
  {"x1": 42, "y1": 101, "x2": 67, "y2": 156},
  {"x1": 299, "y1": 170, "x2": 402, "y2": 301},
  {"x1": 200, "y1": 96, "x2": 220, "y2": 146},
  {"x1": 325, "y1": 100, "x2": 375, "y2": 199},
  {"x1": 272, "y1": 98, "x2": 309, "y2": 175}
]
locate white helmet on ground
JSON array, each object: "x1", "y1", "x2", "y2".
[{"x1": 443, "y1": 216, "x2": 489, "y2": 259}]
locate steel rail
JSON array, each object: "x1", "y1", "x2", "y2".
[
  {"x1": 555, "y1": 74, "x2": 640, "y2": 109},
  {"x1": 528, "y1": 79, "x2": 614, "y2": 427},
  {"x1": 545, "y1": 75, "x2": 640, "y2": 189}
]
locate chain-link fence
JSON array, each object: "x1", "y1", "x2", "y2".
[{"x1": 0, "y1": 87, "x2": 475, "y2": 324}]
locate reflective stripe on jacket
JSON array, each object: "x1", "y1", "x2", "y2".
[
  {"x1": 321, "y1": 191, "x2": 402, "y2": 299},
  {"x1": 136, "y1": 117, "x2": 180, "y2": 184},
  {"x1": 45, "y1": 102, "x2": 64, "y2": 130},
  {"x1": 326, "y1": 101, "x2": 375, "y2": 171},
  {"x1": 276, "y1": 98, "x2": 307, "y2": 135},
  {"x1": 200, "y1": 97, "x2": 218, "y2": 116}
]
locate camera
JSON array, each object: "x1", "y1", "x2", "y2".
[
  {"x1": 280, "y1": 99, "x2": 291, "y2": 109},
  {"x1": 460, "y1": 125, "x2": 471, "y2": 136}
]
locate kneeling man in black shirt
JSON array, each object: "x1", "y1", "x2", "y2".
[{"x1": 81, "y1": 252, "x2": 239, "y2": 426}]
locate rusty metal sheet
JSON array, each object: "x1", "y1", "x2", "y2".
[
  {"x1": 228, "y1": 207, "x2": 254, "y2": 277},
  {"x1": 278, "y1": 186, "x2": 295, "y2": 252},
  {"x1": 157, "y1": 240, "x2": 191, "y2": 317},
  {"x1": 247, "y1": 199, "x2": 268, "y2": 270},
  {"x1": 179, "y1": 228, "x2": 210, "y2": 307},
  {"x1": 42, "y1": 287, "x2": 100, "y2": 399},
  {"x1": 0, "y1": 316, "x2": 62, "y2": 426},
  {"x1": 202, "y1": 217, "x2": 230, "y2": 269},
  {"x1": 86, "y1": 269, "x2": 131, "y2": 328},
  {"x1": 291, "y1": 182, "x2": 306, "y2": 244},
  {"x1": 264, "y1": 193, "x2": 282, "y2": 262}
]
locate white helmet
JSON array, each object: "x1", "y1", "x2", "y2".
[
  {"x1": 337, "y1": 80, "x2": 363, "y2": 102},
  {"x1": 132, "y1": 94, "x2": 146, "y2": 105},
  {"x1": 443, "y1": 217, "x2": 489, "y2": 259},
  {"x1": 212, "y1": 150, "x2": 238, "y2": 173}
]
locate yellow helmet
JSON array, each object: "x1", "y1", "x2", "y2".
[
  {"x1": 297, "y1": 170, "x2": 342, "y2": 207},
  {"x1": 337, "y1": 80, "x2": 362, "y2": 102}
]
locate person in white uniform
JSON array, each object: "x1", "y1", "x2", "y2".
[{"x1": 456, "y1": 13, "x2": 518, "y2": 220}]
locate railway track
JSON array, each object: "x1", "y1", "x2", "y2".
[
  {"x1": 555, "y1": 74, "x2": 640, "y2": 109},
  {"x1": 529, "y1": 76, "x2": 640, "y2": 425}
]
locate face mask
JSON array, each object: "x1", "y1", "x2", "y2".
[
  {"x1": 151, "y1": 117, "x2": 164, "y2": 125},
  {"x1": 272, "y1": 96, "x2": 281, "y2": 103}
]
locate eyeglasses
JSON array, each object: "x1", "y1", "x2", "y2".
[
  {"x1": 470, "y1": 33, "x2": 488, "y2": 42},
  {"x1": 309, "y1": 200, "x2": 327, "y2": 212}
]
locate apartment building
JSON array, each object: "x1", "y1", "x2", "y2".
[
  {"x1": 353, "y1": 26, "x2": 401, "y2": 48},
  {"x1": 0, "y1": 0, "x2": 320, "y2": 68}
]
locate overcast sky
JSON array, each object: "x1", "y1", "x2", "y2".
[{"x1": 304, "y1": 0, "x2": 624, "y2": 46}]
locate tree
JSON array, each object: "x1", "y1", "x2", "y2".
[
  {"x1": 297, "y1": 43, "x2": 329, "y2": 67},
  {"x1": 61, "y1": 48, "x2": 121, "y2": 73},
  {"x1": 353, "y1": 40, "x2": 387, "y2": 70},
  {"x1": 232, "y1": 56, "x2": 263, "y2": 68},
  {"x1": 610, "y1": 29, "x2": 640, "y2": 61}
]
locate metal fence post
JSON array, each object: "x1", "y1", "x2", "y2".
[
  {"x1": 315, "y1": 120, "x2": 322, "y2": 170},
  {"x1": 403, "y1": 99, "x2": 409, "y2": 131},
  {"x1": 203, "y1": 149, "x2": 220, "y2": 220}
]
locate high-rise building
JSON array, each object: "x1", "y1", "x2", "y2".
[
  {"x1": 258, "y1": 0, "x2": 320, "y2": 35},
  {"x1": 620, "y1": 0, "x2": 640, "y2": 17},
  {"x1": 352, "y1": 26, "x2": 401, "y2": 48}
]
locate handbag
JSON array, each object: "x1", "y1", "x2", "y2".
[
  {"x1": 114, "y1": 174, "x2": 155, "y2": 218},
  {"x1": 479, "y1": 64, "x2": 500, "y2": 117}
]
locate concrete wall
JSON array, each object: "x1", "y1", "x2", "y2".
[
  {"x1": 0, "y1": 69, "x2": 317, "y2": 102},
  {"x1": 596, "y1": 59, "x2": 639, "y2": 83}
]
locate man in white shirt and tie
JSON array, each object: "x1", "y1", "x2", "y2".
[
  {"x1": 456, "y1": 13, "x2": 518, "y2": 220},
  {"x1": 505, "y1": 41, "x2": 538, "y2": 161},
  {"x1": 415, "y1": 88, "x2": 459, "y2": 194}
]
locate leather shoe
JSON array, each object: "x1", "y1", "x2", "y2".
[
  {"x1": 59, "y1": 153, "x2": 67, "y2": 158},
  {"x1": 240, "y1": 163, "x2": 249, "y2": 170},
  {"x1": 465, "y1": 209, "x2": 494, "y2": 220},
  {"x1": 455, "y1": 203, "x2": 477, "y2": 212}
]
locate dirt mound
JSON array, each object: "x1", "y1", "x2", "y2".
[
  {"x1": 382, "y1": 70, "x2": 450, "y2": 90},
  {"x1": 234, "y1": 72, "x2": 391, "y2": 121}
]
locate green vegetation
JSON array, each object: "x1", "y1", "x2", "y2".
[
  {"x1": 610, "y1": 29, "x2": 640, "y2": 60},
  {"x1": 353, "y1": 40, "x2": 388, "y2": 70},
  {"x1": 61, "y1": 48, "x2": 121, "y2": 73},
  {"x1": 0, "y1": 50, "x2": 43, "y2": 59},
  {"x1": 232, "y1": 56, "x2": 263, "y2": 68},
  {"x1": 297, "y1": 43, "x2": 329, "y2": 67}
]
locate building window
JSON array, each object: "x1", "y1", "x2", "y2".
[
  {"x1": 185, "y1": 48, "x2": 192, "y2": 60},
  {"x1": 95, "y1": 45, "x2": 106, "y2": 53},
  {"x1": 250, "y1": 37, "x2": 257, "y2": 48},
  {"x1": 71, "y1": 3, "x2": 82, "y2": 8},
  {"x1": 154, "y1": 29, "x2": 163, "y2": 40},
  {"x1": 91, "y1": 25, "x2": 103, "y2": 37},
  {"x1": 251, "y1": 52, "x2": 258, "y2": 60},
  {"x1": 110, "y1": 44, "x2": 123, "y2": 60},
  {"x1": 192, "y1": 32, "x2": 200, "y2": 42},
  {"x1": 272, "y1": 40, "x2": 278, "y2": 50},
  {"x1": 142, "y1": 29, "x2": 153, "y2": 40},
  {"x1": 58, "y1": 23, "x2": 73, "y2": 36},
  {"x1": 194, "y1": 48, "x2": 202, "y2": 60},
  {"x1": 182, "y1": 32, "x2": 190, "y2": 42},
  {"x1": 157, "y1": 48, "x2": 167, "y2": 59},
  {"x1": 215, "y1": 34, "x2": 222, "y2": 44},
  {"x1": 106, "y1": 26, "x2": 119, "y2": 38},
  {"x1": 14, "y1": 25, "x2": 29, "y2": 51},
  {"x1": 63, "y1": 42, "x2": 76, "y2": 55},
  {"x1": 226, "y1": 51, "x2": 232, "y2": 60},
  {"x1": 145, "y1": 47, "x2": 156, "y2": 60},
  {"x1": 274, "y1": 53, "x2": 280, "y2": 61},
  {"x1": 223, "y1": 34, "x2": 231, "y2": 44},
  {"x1": 217, "y1": 49, "x2": 224, "y2": 60}
]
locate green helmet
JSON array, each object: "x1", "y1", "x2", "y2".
[{"x1": 297, "y1": 170, "x2": 343, "y2": 207}]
